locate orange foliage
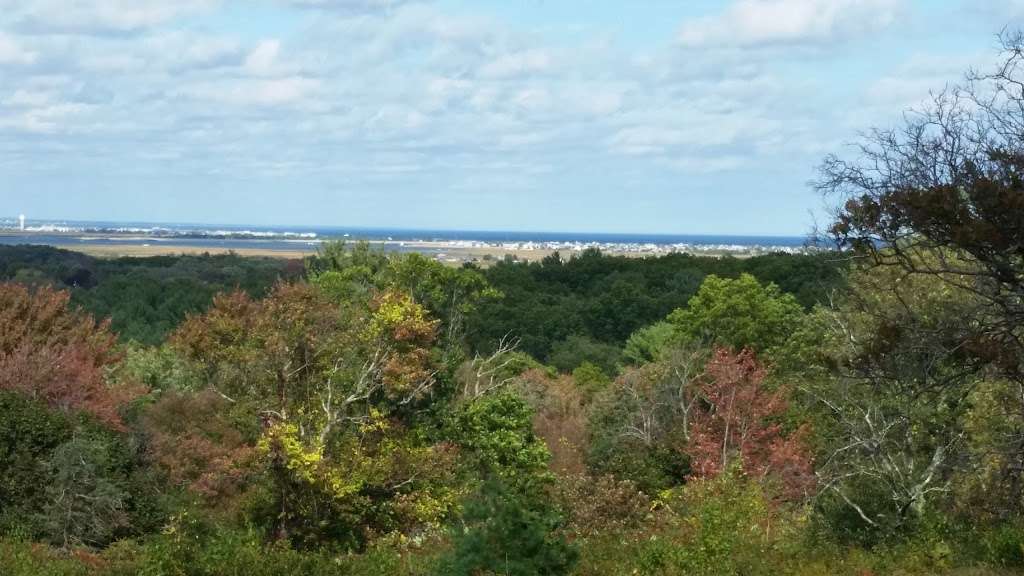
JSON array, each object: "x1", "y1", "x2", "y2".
[
  {"x1": 170, "y1": 290, "x2": 261, "y2": 367},
  {"x1": 142, "y1": 389, "x2": 256, "y2": 504},
  {"x1": 0, "y1": 283, "x2": 140, "y2": 430}
]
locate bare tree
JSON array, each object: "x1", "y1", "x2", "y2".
[
  {"x1": 459, "y1": 333, "x2": 521, "y2": 400},
  {"x1": 817, "y1": 31, "x2": 1024, "y2": 370},
  {"x1": 805, "y1": 268, "x2": 980, "y2": 529}
]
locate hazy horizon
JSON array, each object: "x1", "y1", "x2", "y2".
[
  {"x1": 0, "y1": 213, "x2": 815, "y2": 237},
  {"x1": 1, "y1": 214, "x2": 817, "y2": 238}
]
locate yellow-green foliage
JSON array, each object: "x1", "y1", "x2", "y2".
[
  {"x1": 0, "y1": 539, "x2": 89, "y2": 576},
  {"x1": 668, "y1": 273, "x2": 804, "y2": 354}
]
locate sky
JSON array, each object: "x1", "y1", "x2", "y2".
[{"x1": 0, "y1": 0, "x2": 1021, "y2": 235}]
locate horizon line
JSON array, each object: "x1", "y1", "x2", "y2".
[{"x1": 1, "y1": 216, "x2": 815, "y2": 240}]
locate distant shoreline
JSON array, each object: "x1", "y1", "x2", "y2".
[
  {"x1": 0, "y1": 238, "x2": 782, "y2": 263},
  {"x1": 0, "y1": 219, "x2": 811, "y2": 245},
  {"x1": 0, "y1": 226, "x2": 820, "y2": 263}
]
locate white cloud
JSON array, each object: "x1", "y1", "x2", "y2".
[
  {"x1": 282, "y1": 0, "x2": 422, "y2": 13},
  {"x1": 0, "y1": 101, "x2": 94, "y2": 134},
  {"x1": 662, "y1": 155, "x2": 747, "y2": 173},
  {"x1": 182, "y1": 77, "x2": 322, "y2": 107},
  {"x1": 147, "y1": 32, "x2": 243, "y2": 70},
  {"x1": 961, "y1": 0, "x2": 1024, "y2": 21},
  {"x1": 848, "y1": 51, "x2": 987, "y2": 128},
  {"x1": 0, "y1": 33, "x2": 36, "y2": 65},
  {"x1": 510, "y1": 87, "x2": 551, "y2": 112},
  {"x1": 581, "y1": 90, "x2": 624, "y2": 116},
  {"x1": 0, "y1": 0, "x2": 806, "y2": 187},
  {"x1": 495, "y1": 129, "x2": 558, "y2": 149},
  {"x1": 479, "y1": 49, "x2": 553, "y2": 79},
  {"x1": 678, "y1": 0, "x2": 902, "y2": 48},
  {"x1": 77, "y1": 52, "x2": 147, "y2": 73},
  {"x1": 3, "y1": 89, "x2": 55, "y2": 108},
  {"x1": 0, "y1": 0, "x2": 951, "y2": 198},
  {"x1": 245, "y1": 40, "x2": 286, "y2": 76},
  {"x1": 5, "y1": 0, "x2": 220, "y2": 33},
  {"x1": 608, "y1": 126, "x2": 689, "y2": 156}
]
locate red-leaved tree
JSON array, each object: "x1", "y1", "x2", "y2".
[
  {"x1": 686, "y1": 348, "x2": 814, "y2": 501},
  {"x1": 0, "y1": 283, "x2": 138, "y2": 430},
  {"x1": 142, "y1": 389, "x2": 255, "y2": 504}
]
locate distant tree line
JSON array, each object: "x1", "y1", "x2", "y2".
[
  {"x1": 0, "y1": 246, "x2": 303, "y2": 345},
  {"x1": 466, "y1": 249, "x2": 846, "y2": 368}
]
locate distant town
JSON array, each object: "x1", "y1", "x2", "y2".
[{"x1": 0, "y1": 217, "x2": 819, "y2": 263}]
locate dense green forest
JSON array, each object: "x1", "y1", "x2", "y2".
[
  {"x1": 5, "y1": 38, "x2": 1024, "y2": 576},
  {"x1": 466, "y1": 249, "x2": 845, "y2": 368},
  {"x1": 0, "y1": 246, "x2": 304, "y2": 345}
]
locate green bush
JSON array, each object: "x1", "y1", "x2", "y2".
[
  {"x1": 979, "y1": 522, "x2": 1024, "y2": 568},
  {"x1": 667, "y1": 273, "x2": 803, "y2": 354},
  {"x1": 570, "y1": 362, "x2": 610, "y2": 401},
  {"x1": 99, "y1": 512, "x2": 437, "y2": 576},
  {"x1": 449, "y1": 392, "x2": 551, "y2": 487},
  {"x1": 655, "y1": 472, "x2": 787, "y2": 576},
  {"x1": 0, "y1": 539, "x2": 90, "y2": 576},
  {"x1": 438, "y1": 479, "x2": 577, "y2": 576},
  {"x1": 548, "y1": 335, "x2": 622, "y2": 376},
  {"x1": 572, "y1": 471, "x2": 802, "y2": 576},
  {"x1": 0, "y1": 392, "x2": 72, "y2": 538},
  {"x1": 584, "y1": 437, "x2": 687, "y2": 495}
]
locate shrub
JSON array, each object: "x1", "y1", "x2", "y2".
[
  {"x1": 140, "y1": 390, "x2": 255, "y2": 507},
  {"x1": 980, "y1": 522, "x2": 1024, "y2": 568},
  {"x1": 668, "y1": 273, "x2": 803, "y2": 354},
  {"x1": 577, "y1": 470, "x2": 803, "y2": 576},
  {"x1": 685, "y1": 348, "x2": 814, "y2": 502},
  {"x1": 38, "y1": 436, "x2": 133, "y2": 548},
  {"x1": 437, "y1": 479, "x2": 576, "y2": 576},
  {"x1": 450, "y1": 392, "x2": 551, "y2": 488},
  {"x1": 548, "y1": 335, "x2": 622, "y2": 376},
  {"x1": 0, "y1": 392, "x2": 72, "y2": 538},
  {"x1": 555, "y1": 475, "x2": 651, "y2": 538},
  {"x1": 0, "y1": 539, "x2": 89, "y2": 576},
  {"x1": 570, "y1": 362, "x2": 610, "y2": 401},
  {"x1": 516, "y1": 369, "x2": 589, "y2": 476}
]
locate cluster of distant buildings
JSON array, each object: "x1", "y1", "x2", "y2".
[
  {"x1": 2, "y1": 215, "x2": 64, "y2": 234},
  {"x1": 440, "y1": 239, "x2": 810, "y2": 256},
  {"x1": 0, "y1": 217, "x2": 815, "y2": 261},
  {"x1": 0, "y1": 214, "x2": 28, "y2": 230}
]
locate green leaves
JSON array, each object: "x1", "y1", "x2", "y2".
[
  {"x1": 623, "y1": 321, "x2": 676, "y2": 366},
  {"x1": 40, "y1": 435, "x2": 132, "y2": 548},
  {"x1": 438, "y1": 478, "x2": 577, "y2": 576},
  {"x1": 450, "y1": 392, "x2": 551, "y2": 489},
  {"x1": 668, "y1": 273, "x2": 804, "y2": 354},
  {"x1": 0, "y1": 392, "x2": 72, "y2": 537},
  {"x1": 310, "y1": 242, "x2": 495, "y2": 350}
]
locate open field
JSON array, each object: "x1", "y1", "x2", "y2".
[
  {"x1": 54, "y1": 243, "x2": 315, "y2": 259},
  {"x1": 52, "y1": 241, "x2": 756, "y2": 263},
  {"x1": 42, "y1": 241, "x2": 561, "y2": 262},
  {"x1": 11, "y1": 239, "x2": 765, "y2": 264},
  {"x1": 52, "y1": 241, "x2": 311, "y2": 258}
]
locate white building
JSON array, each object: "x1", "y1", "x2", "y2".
[{"x1": 19, "y1": 214, "x2": 25, "y2": 231}]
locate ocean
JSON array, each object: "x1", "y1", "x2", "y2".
[{"x1": 0, "y1": 219, "x2": 813, "y2": 251}]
